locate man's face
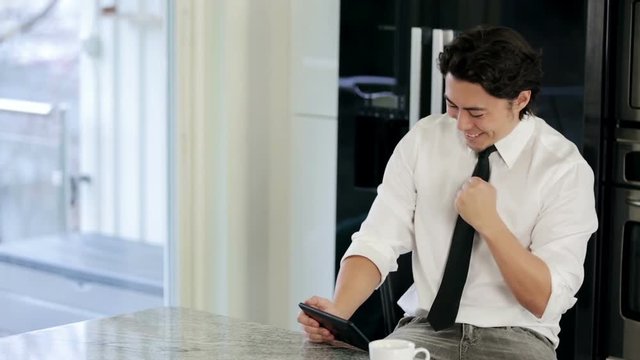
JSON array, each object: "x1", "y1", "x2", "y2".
[{"x1": 444, "y1": 73, "x2": 526, "y2": 152}]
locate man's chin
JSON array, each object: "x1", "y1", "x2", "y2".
[
  {"x1": 465, "y1": 134, "x2": 496, "y2": 152},
  {"x1": 466, "y1": 140, "x2": 485, "y2": 151}
]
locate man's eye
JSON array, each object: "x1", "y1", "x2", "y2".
[{"x1": 469, "y1": 113, "x2": 484, "y2": 118}]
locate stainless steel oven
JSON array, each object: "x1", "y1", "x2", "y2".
[
  {"x1": 614, "y1": 129, "x2": 640, "y2": 187},
  {"x1": 609, "y1": 128, "x2": 640, "y2": 359},
  {"x1": 616, "y1": 0, "x2": 640, "y2": 124},
  {"x1": 608, "y1": 0, "x2": 640, "y2": 357},
  {"x1": 609, "y1": 187, "x2": 640, "y2": 360}
]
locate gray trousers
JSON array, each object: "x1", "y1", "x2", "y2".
[{"x1": 386, "y1": 314, "x2": 557, "y2": 360}]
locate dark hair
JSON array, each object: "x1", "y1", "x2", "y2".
[{"x1": 438, "y1": 25, "x2": 543, "y2": 119}]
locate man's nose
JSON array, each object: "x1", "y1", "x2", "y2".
[{"x1": 456, "y1": 112, "x2": 473, "y2": 131}]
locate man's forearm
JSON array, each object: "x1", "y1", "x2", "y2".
[
  {"x1": 480, "y1": 220, "x2": 552, "y2": 318},
  {"x1": 332, "y1": 255, "x2": 382, "y2": 319}
]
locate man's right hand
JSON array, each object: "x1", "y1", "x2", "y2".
[
  {"x1": 298, "y1": 256, "x2": 380, "y2": 343},
  {"x1": 297, "y1": 296, "x2": 342, "y2": 343}
]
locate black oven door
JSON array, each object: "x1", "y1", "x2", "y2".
[{"x1": 609, "y1": 188, "x2": 640, "y2": 359}]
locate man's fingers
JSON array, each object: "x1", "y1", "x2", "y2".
[
  {"x1": 304, "y1": 325, "x2": 334, "y2": 342},
  {"x1": 299, "y1": 296, "x2": 337, "y2": 344},
  {"x1": 305, "y1": 329, "x2": 335, "y2": 343},
  {"x1": 308, "y1": 333, "x2": 334, "y2": 342},
  {"x1": 304, "y1": 324, "x2": 333, "y2": 336},
  {"x1": 303, "y1": 325, "x2": 326, "y2": 336},
  {"x1": 307, "y1": 334, "x2": 324, "y2": 343},
  {"x1": 305, "y1": 296, "x2": 331, "y2": 310},
  {"x1": 298, "y1": 312, "x2": 319, "y2": 327},
  {"x1": 305, "y1": 296, "x2": 321, "y2": 306}
]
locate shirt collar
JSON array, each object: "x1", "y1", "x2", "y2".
[
  {"x1": 459, "y1": 114, "x2": 535, "y2": 168},
  {"x1": 493, "y1": 115, "x2": 535, "y2": 168}
]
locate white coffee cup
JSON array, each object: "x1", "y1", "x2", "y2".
[{"x1": 369, "y1": 339, "x2": 430, "y2": 360}]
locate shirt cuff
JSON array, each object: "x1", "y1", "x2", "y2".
[
  {"x1": 537, "y1": 264, "x2": 578, "y2": 322},
  {"x1": 341, "y1": 237, "x2": 398, "y2": 289}
]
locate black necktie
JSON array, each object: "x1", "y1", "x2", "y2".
[{"x1": 427, "y1": 145, "x2": 497, "y2": 331}]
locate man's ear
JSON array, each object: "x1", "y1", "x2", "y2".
[{"x1": 515, "y1": 90, "x2": 532, "y2": 112}]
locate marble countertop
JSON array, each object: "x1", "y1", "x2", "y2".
[{"x1": 0, "y1": 307, "x2": 369, "y2": 359}]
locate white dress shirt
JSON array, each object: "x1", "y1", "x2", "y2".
[{"x1": 342, "y1": 113, "x2": 598, "y2": 348}]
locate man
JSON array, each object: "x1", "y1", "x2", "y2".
[{"x1": 298, "y1": 25, "x2": 597, "y2": 360}]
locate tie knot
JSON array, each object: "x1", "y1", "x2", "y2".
[{"x1": 478, "y1": 145, "x2": 497, "y2": 159}]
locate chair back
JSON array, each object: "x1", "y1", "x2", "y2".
[{"x1": 378, "y1": 253, "x2": 414, "y2": 336}]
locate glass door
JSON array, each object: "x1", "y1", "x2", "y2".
[{"x1": 0, "y1": 0, "x2": 168, "y2": 336}]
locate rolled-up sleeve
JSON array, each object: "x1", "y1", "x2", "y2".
[
  {"x1": 530, "y1": 161, "x2": 598, "y2": 321},
  {"x1": 341, "y1": 128, "x2": 420, "y2": 288}
]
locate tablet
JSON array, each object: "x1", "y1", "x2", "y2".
[{"x1": 298, "y1": 302, "x2": 370, "y2": 351}]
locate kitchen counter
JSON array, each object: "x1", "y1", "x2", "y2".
[{"x1": 0, "y1": 307, "x2": 369, "y2": 359}]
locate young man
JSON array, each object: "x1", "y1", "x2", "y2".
[{"x1": 298, "y1": 25, "x2": 597, "y2": 360}]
